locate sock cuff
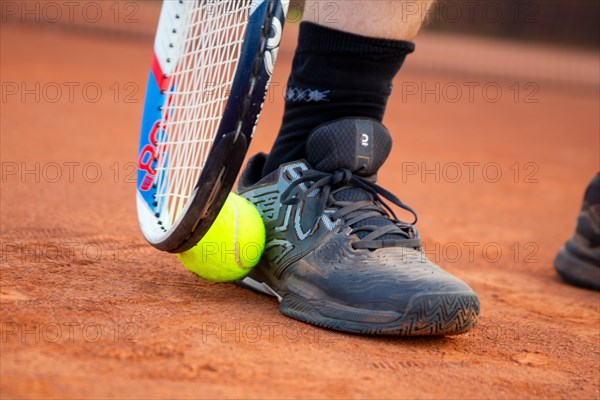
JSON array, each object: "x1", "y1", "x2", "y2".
[{"x1": 297, "y1": 21, "x2": 415, "y2": 57}]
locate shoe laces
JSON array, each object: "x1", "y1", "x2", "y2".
[{"x1": 280, "y1": 168, "x2": 421, "y2": 250}]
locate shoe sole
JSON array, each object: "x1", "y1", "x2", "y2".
[
  {"x1": 239, "y1": 276, "x2": 480, "y2": 336},
  {"x1": 554, "y1": 247, "x2": 600, "y2": 291}
]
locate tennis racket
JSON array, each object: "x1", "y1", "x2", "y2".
[{"x1": 136, "y1": 0, "x2": 288, "y2": 253}]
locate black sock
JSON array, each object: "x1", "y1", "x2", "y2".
[{"x1": 262, "y1": 22, "x2": 415, "y2": 177}]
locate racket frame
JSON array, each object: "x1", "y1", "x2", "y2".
[{"x1": 137, "y1": 0, "x2": 288, "y2": 253}]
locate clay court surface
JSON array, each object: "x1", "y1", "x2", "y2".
[{"x1": 1, "y1": 14, "x2": 599, "y2": 400}]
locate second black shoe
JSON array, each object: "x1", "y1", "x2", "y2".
[
  {"x1": 237, "y1": 118, "x2": 480, "y2": 335},
  {"x1": 554, "y1": 173, "x2": 600, "y2": 291}
]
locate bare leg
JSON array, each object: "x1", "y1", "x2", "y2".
[{"x1": 303, "y1": 0, "x2": 435, "y2": 41}]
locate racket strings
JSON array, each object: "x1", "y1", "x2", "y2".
[{"x1": 154, "y1": 0, "x2": 253, "y2": 227}]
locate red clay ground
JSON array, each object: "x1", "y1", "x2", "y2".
[{"x1": 1, "y1": 21, "x2": 599, "y2": 399}]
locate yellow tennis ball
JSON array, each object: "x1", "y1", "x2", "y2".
[{"x1": 177, "y1": 193, "x2": 265, "y2": 282}]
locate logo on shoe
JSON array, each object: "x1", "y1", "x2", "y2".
[
  {"x1": 361, "y1": 133, "x2": 370, "y2": 147},
  {"x1": 245, "y1": 163, "x2": 340, "y2": 270}
]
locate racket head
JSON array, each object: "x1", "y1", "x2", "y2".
[{"x1": 136, "y1": 0, "x2": 288, "y2": 253}]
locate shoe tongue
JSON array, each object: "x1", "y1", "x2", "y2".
[{"x1": 306, "y1": 118, "x2": 392, "y2": 177}]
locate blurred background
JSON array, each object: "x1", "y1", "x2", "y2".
[
  {"x1": 2, "y1": 0, "x2": 599, "y2": 93},
  {"x1": 4, "y1": 0, "x2": 600, "y2": 46},
  {"x1": 2, "y1": 0, "x2": 598, "y2": 97}
]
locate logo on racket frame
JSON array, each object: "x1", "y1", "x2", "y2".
[{"x1": 264, "y1": 15, "x2": 283, "y2": 76}]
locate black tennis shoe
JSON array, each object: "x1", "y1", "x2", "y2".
[
  {"x1": 237, "y1": 118, "x2": 480, "y2": 335},
  {"x1": 554, "y1": 173, "x2": 600, "y2": 291}
]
